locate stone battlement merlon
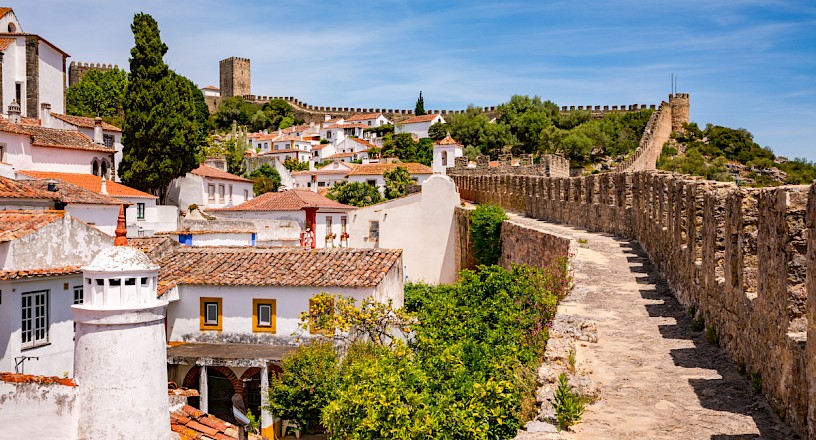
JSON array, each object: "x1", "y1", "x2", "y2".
[
  {"x1": 450, "y1": 168, "x2": 816, "y2": 438},
  {"x1": 220, "y1": 56, "x2": 250, "y2": 64},
  {"x1": 68, "y1": 61, "x2": 119, "y2": 87}
]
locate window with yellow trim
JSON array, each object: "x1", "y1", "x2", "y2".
[
  {"x1": 199, "y1": 297, "x2": 222, "y2": 331},
  {"x1": 252, "y1": 299, "x2": 276, "y2": 333}
]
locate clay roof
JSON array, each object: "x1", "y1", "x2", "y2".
[
  {"x1": 0, "y1": 33, "x2": 69, "y2": 57},
  {"x1": 346, "y1": 113, "x2": 383, "y2": 122},
  {"x1": 0, "y1": 266, "x2": 83, "y2": 280},
  {"x1": 312, "y1": 144, "x2": 330, "y2": 151},
  {"x1": 0, "y1": 176, "x2": 54, "y2": 200},
  {"x1": 128, "y1": 236, "x2": 179, "y2": 261},
  {"x1": 328, "y1": 150, "x2": 368, "y2": 159},
  {"x1": 325, "y1": 123, "x2": 368, "y2": 129},
  {"x1": 275, "y1": 135, "x2": 310, "y2": 143},
  {"x1": 347, "y1": 162, "x2": 433, "y2": 176},
  {"x1": 0, "y1": 210, "x2": 64, "y2": 242},
  {"x1": 349, "y1": 138, "x2": 377, "y2": 149},
  {"x1": 0, "y1": 372, "x2": 77, "y2": 387},
  {"x1": 400, "y1": 114, "x2": 442, "y2": 124},
  {"x1": 0, "y1": 121, "x2": 114, "y2": 153},
  {"x1": 0, "y1": 37, "x2": 14, "y2": 51},
  {"x1": 290, "y1": 168, "x2": 352, "y2": 176},
  {"x1": 157, "y1": 247, "x2": 402, "y2": 294},
  {"x1": 24, "y1": 178, "x2": 125, "y2": 205},
  {"x1": 434, "y1": 134, "x2": 461, "y2": 146},
  {"x1": 209, "y1": 188, "x2": 354, "y2": 212},
  {"x1": 171, "y1": 404, "x2": 243, "y2": 440},
  {"x1": 50, "y1": 113, "x2": 122, "y2": 132},
  {"x1": 18, "y1": 171, "x2": 157, "y2": 199},
  {"x1": 0, "y1": 8, "x2": 12, "y2": 19},
  {"x1": 200, "y1": 85, "x2": 220, "y2": 91},
  {"x1": 190, "y1": 164, "x2": 252, "y2": 182},
  {"x1": 262, "y1": 148, "x2": 310, "y2": 155}
]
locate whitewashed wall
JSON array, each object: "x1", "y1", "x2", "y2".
[
  {"x1": 38, "y1": 42, "x2": 65, "y2": 115},
  {"x1": 0, "y1": 380, "x2": 78, "y2": 439},
  {"x1": 66, "y1": 204, "x2": 118, "y2": 236}
]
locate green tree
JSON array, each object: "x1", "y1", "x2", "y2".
[
  {"x1": 381, "y1": 133, "x2": 417, "y2": 160},
  {"x1": 469, "y1": 204, "x2": 507, "y2": 265},
  {"x1": 283, "y1": 157, "x2": 309, "y2": 171},
  {"x1": 214, "y1": 96, "x2": 261, "y2": 130},
  {"x1": 199, "y1": 136, "x2": 246, "y2": 175},
  {"x1": 278, "y1": 116, "x2": 294, "y2": 129},
  {"x1": 66, "y1": 68, "x2": 128, "y2": 127},
  {"x1": 326, "y1": 182, "x2": 382, "y2": 207},
  {"x1": 246, "y1": 163, "x2": 282, "y2": 195},
  {"x1": 383, "y1": 166, "x2": 412, "y2": 199},
  {"x1": 427, "y1": 121, "x2": 447, "y2": 141},
  {"x1": 414, "y1": 91, "x2": 426, "y2": 116},
  {"x1": 119, "y1": 13, "x2": 203, "y2": 202}
]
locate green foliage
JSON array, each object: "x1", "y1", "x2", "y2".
[
  {"x1": 778, "y1": 157, "x2": 816, "y2": 184},
  {"x1": 119, "y1": 13, "x2": 203, "y2": 202},
  {"x1": 283, "y1": 156, "x2": 309, "y2": 171},
  {"x1": 363, "y1": 123, "x2": 394, "y2": 137},
  {"x1": 199, "y1": 136, "x2": 246, "y2": 175},
  {"x1": 749, "y1": 371, "x2": 762, "y2": 394},
  {"x1": 266, "y1": 340, "x2": 339, "y2": 434},
  {"x1": 553, "y1": 373, "x2": 585, "y2": 431},
  {"x1": 447, "y1": 106, "x2": 513, "y2": 158},
  {"x1": 326, "y1": 181, "x2": 383, "y2": 207},
  {"x1": 658, "y1": 147, "x2": 732, "y2": 182},
  {"x1": 245, "y1": 409, "x2": 261, "y2": 435},
  {"x1": 428, "y1": 121, "x2": 448, "y2": 140},
  {"x1": 214, "y1": 97, "x2": 296, "y2": 132},
  {"x1": 245, "y1": 163, "x2": 281, "y2": 195},
  {"x1": 66, "y1": 68, "x2": 128, "y2": 127},
  {"x1": 380, "y1": 133, "x2": 432, "y2": 166},
  {"x1": 383, "y1": 166, "x2": 412, "y2": 199},
  {"x1": 691, "y1": 316, "x2": 705, "y2": 332},
  {"x1": 414, "y1": 91, "x2": 425, "y2": 116},
  {"x1": 279, "y1": 116, "x2": 294, "y2": 129},
  {"x1": 704, "y1": 326, "x2": 720, "y2": 347},
  {"x1": 469, "y1": 204, "x2": 508, "y2": 265}
]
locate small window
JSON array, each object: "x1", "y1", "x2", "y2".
[
  {"x1": 369, "y1": 220, "x2": 379, "y2": 241},
  {"x1": 141, "y1": 277, "x2": 149, "y2": 286},
  {"x1": 109, "y1": 279, "x2": 121, "y2": 286},
  {"x1": 73, "y1": 286, "x2": 84, "y2": 305},
  {"x1": 243, "y1": 189, "x2": 248, "y2": 200},
  {"x1": 137, "y1": 203, "x2": 145, "y2": 220},
  {"x1": 103, "y1": 134, "x2": 115, "y2": 148},
  {"x1": 218, "y1": 184, "x2": 225, "y2": 200},
  {"x1": 95, "y1": 279, "x2": 104, "y2": 286},
  {"x1": 229, "y1": 185, "x2": 233, "y2": 201},
  {"x1": 318, "y1": 181, "x2": 325, "y2": 187},
  {"x1": 125, "y1": 278, "x2": 136, "y2": 286},
  {"x1": 15, "y1": 83, "x2": 22, "y2": 105},
  {"x1": 199, "y1": 297, "x2": 222, "y2": 331},
  {"x1": 21, "y1": 290, "x2": 49, "y2": 348},
  {"x1": 366, "y1": 179, "x2": 376, "y2": 186},
  {"x1": 341, "y1": 216, "x2": 347, "y2": 234},
  {"x1": 208, "y1": 184, "x2": 215, "y2": 200},
  {"x1": 253, "y1": 299, "x2": 276, "y2": 333},
  {"x1": 327, "y1": 131, "x2": 331, "y2": 139}
]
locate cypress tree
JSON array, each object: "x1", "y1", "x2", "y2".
[
  {"x1": 415, "y1": 91, "x2": 426, "y2": 116},
  {"x1": 119, "y1": 13, "x2": 202, "y2": 202}
]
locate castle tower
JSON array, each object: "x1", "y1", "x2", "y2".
[
  {"x1": 669, "y1": 93, "x2": 690, "y2": 132},
  {"x1": 219, "y1": 57, "x2": 251, "y2": 98},
  {"x1": 73, "y1": 207, "x2": 170, "y2": 439}
]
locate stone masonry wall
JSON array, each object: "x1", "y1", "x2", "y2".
[
  {"x1": 449, "y1": 170, "x2": 816, "y2": 438},
  {"x1": 68, "y1": 62, "x2": 118, "y2": 87}
]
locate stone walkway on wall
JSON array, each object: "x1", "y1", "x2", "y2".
[{"x1": 506, "y1": 213, "x2": 799, "y2": 440}]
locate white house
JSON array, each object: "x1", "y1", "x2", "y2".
[
  {"x1": 0, "y1": 7, "x2": 69, "y2": 118},
  {"x1": 167, "y1": 163, "x2": 254, "y2": 211},
  {"x1": 291, "y1": 161, "x2": 356, "y2": 190},
  {"x1": 22, "y1": 177, "x2": 125, "y2": 236},
  {"x1": 344, "y1": 113, "x2": 391, "y2": 128},
  {"x1": 432, "y1": 134, "x2": 464, "y2": 175},
  {"x1": 321, "y1": 122, "x2": 367, "y2": 146},
  {"x1": 328, "y1": 137, "x2": 376, "y2": 163},
  {"x1": 395, "y1": 114, "x2": 445, "y2": 139},
  {"x1": 16, "y1": 170, "x2": 176, "y2": 237},
  {"x1": 45, "y1": 109, "x2": 123, "y2": 179},
  {"x1": 310, "y1": 142, "x2": 336, "y2": 164},
  {"x1": 347, "y1": 174, "x2": 460, "y2": 284},
  {"x1": 208, "y1": 188, "x2": 356, "y2": 248},
  {"x1": 346, "y1": 162, "x2": 434, "y2": 195},
  {"x1": 200, "y1": 85, "x2": 220, "y2": 97},
  {"x1": 0, "y1": 209, "x2": 113, "y2": 377}
]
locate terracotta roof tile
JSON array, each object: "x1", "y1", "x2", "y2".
[
  {"x1": 24, "y1": 178, "x2": 125, "y2": 205},
  {"x1": 191, "y1": 164, "x2": 252, "y2": 183},
  {"x1": 0, "y1": 372, "x2": 77, "y2": 387},
  {"x1": 18, "y1": 171, "x2": 157, "y2": 199},
  {"x1": 209, "y1": 189, "x2": 353, "y2": 212},
  {"x1": 349, "y1": 138, "x2": 377, "y2": 149},
  {"x1": 50, "y1": 113, "x2": 122, "y2": 132},
  {"x1": 400, "y1": 114, "x2": 443, "y2": 124},
  {"x1": 129, "y1": 236, "x2": 179, "y2": 260},
  {"x1": 0, "y1": 176, "x2": 54, "y2": 200},
  {"x1": 157, "y1": 247, "x2": 401, "y2": 295},
  {"x1": 347, "y1": 162, "x2": 433, "y2": 176},
  {"x1": 328, "y1": 150, "x2": 369, "y2": 159},
  {"x1": 325, "y1": 123, "x2": 368, "y2": 129},
  {"x1": 0, "y1": 210, "x2": 64, "y2": 242},
  {"x1": 345, "y1": 113, "x2": 383, "y2": 122},
  {"x1": 0, "y1": 37, "x2": 14, "y2": 51},
  {"x1": 0, "y1": 266, "x2": 83, "y2": 281},
  {"x1": 0, "y1": 8, "x2": 12, "y2": 19},
  {"x1": 170, "y1": 405, "x2": 239, "y2": 440},
  {"x1": 434, "y1": 134, "x2": 461, "y2": 146},
  {"x1": 0, "y1": 121, "x2": 115, "y2": 153}
]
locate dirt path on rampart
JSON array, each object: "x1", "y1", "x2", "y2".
[{"x1": 507, "y1": 213, "x2": 798, "y2": 440}]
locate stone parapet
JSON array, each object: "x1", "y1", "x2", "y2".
[{"x1": 451, "y1": 170, "x2": 816, "y2": 438}]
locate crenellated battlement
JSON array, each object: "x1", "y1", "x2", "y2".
[
  {"x1": 68, "y1": 61, "x2": 119, "y2": 87},
  {"x1": 449, "y1": 153, "x2": 569, "y2": 177}
]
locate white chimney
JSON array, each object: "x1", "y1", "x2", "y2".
[
  {"x1": 93, "y1": 117, "x2": 104, "y2": 144},
  {"x1": 100, "y1": 176, "x2": 108, "y2": 195},
  {"x1": 40, "y1": 103, "x2": 51, "y2": 128},
  {"x1": 324, "y1": 114, "x2": 331, "y2": 122},
  {"x1": 7, "y1": 100, "x2": 21, "y2": 124}
]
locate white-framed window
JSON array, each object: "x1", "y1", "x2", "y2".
[
  {"x1": 137, "y1": 203, "x2": 145, "y2": 220},
  {"x1": 369, "y1": 220, "x2": 379, "y2": 241},
  {"x1": 208, "y1": 184, "x2": 215, "y2": 200},
  {"x1": 21, "y1": 290, "x2": 49, "y2": 348},
  {"x1": 73, "y1": 286, "x2": 84, "y2": 305},
  {"x1": 204, "y1": 302, "x2": 219, "y2": 325},
  {"x1": 218, "y1": 184, "x2": 225, "y2": 200},
  {"x1": 258, "y1": 303, "x2": 272, "y2": 327},
  {"x1": 229, "y1": 185, "x2": 233, "y2": 201}
]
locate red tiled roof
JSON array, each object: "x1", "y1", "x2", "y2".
[
  {"x1": 50, "y1": 113, "x2": 122, "y2": 132},
  {"x1": 18, "y1": 171, "x2": 157, "y2": 199},
  {"x1": 0, "y1": 176, "x2": 54, "y2": 200},
  {"x1": 0, "y1": 266, "x2": 82, "y2": 280},
  {"x1": 261, "y1": 148, "x2": 310, "y2": 155},
  {"x1": 345, "y1": 113, "x2": 383, "y2": 122},
  {"x1": 400, "y1": 114, "x2": 442, "y2": 124},
  {"x1": 290, "y1": 168, "x2": 351, "y2": 176},
  {"x1": 0, "y1": 33, "x2": 69, "y2": 57},
  {"x1": 0, "y1": 121, "x2": 114, "y2": 153},
  {"x1": 191, "y1": 164, "x2": 252, "y2": 183},
  {"x1": 128, "y1": 236, "x2": 179, "y2": 261},
  {"x1": 312, "y1": 144, "x2": 330, "y2": 151},
  {"x1": 434, "y1": 134, "x2": 461, "y2": 146},
  {"x1": 171, "y1": 404, "x2": 240, "y2": 440},
  {"x1": 328, "y1": 150, "x2": 369, "y2": 159},
  {"x1": 0, "y1": 8, "x2": 12, "y2": 19},
  {"x1": 200, "y1": 86, "x2": 220, "y2": 91},
  {"x1": 157, "y1": 229, "x2": 255, "y2": 235},
  {"x1": 0, "y1": 37, "x2": 14, "y2": 51},
  {"x1": 24, "y1": 178, "x2": 125, "y2": 205},
  {"x1": 210, "y1": 188, "x2": 354, "y2": 212},
  {"x1": 347, "y1": 162, "x2": 433, "y2": 176},
  {"x1": 157, "y1": 247, "x2": 402, "y2": 294},
  {"x1": 0, "y1": 372, "x2": 77, "y2": 387},
  {"x1": 349, "y1": 138, "x2": 377, "y2": 149},
  {"x1": 325, "y1": 123, "x2": 368, "y2": 129},
  {"x1": 0, "y1": 210, "x2": 64, "y2": 242}
]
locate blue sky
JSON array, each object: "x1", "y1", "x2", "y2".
[{"x1": 9, "y1": 0, "x2": 816, "y2": 159}]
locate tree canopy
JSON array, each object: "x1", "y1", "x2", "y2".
[
  {"x1": 246, "y1": 163, "x2": 282, "y2": 195},
  {"x1": 119, "y1": 13, "x2": 204, "y2": 202},
  {"x1": 414, "y1": 91, "x2": 425, "y2": 116},
  {"x1": 66, "y1": 68, "x2": 128, "y2": 127},
  {"x1": 214, "y1": 97, "x2": 298, "y2": 132},
  {"x1": 326, "y1": 181, "x2": 382, "y2": 207},
  {"x1": 380, "y1": 133, "x2": 432, "y2": 166},
  {"x1": 383, "y1": 166, "x2": 412, "y2": 199}
]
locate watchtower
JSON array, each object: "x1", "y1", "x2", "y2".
[
  {"x1": 219, "y1": 57, "x2": 251, "y2": 98},
  {"x1": 669, "y1": 93, "x2": 690, "y2": 132}
]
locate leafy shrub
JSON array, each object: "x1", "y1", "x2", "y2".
[
  {"x1": 469, "y1": 204, "x2": 507, "y2": 265},
  {"x1": 554, "y1": 373, "x2": 585, "y2": 430},
  {"x1": 326, "y1": 181, "x2": 383, "y2": 207}
]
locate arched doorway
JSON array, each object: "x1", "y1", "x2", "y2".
[
  {"x1": 240, "y1": 365, "x2": 283, "y2": 419},
  {"x1": 181, "y1": 366, "x2": 243, "y2": 423}
]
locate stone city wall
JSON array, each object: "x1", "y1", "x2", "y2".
[
  {"x1": 450, "y1": 170, "x2": 816, "y2": 438},
  {"x1": 451, "y1": 154, "x2": 570, "y2": 178},
  {"x1": 68, "y1": 62, "x2": 118, "y2": 87}
]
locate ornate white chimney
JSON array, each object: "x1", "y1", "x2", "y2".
[
  {"x1": 93, "y1": 117, "x2": 104, "y2": 144},
  {"x1": 7, "y1": 100, "x2": 20, "y2": 124}
]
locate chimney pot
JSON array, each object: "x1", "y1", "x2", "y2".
[
  {"x1": 93, "y1": 117, "x2": 103, "y2": 144},
  {"x1": 40, "y1": 103, "x2": 51, "y2": 128},
  {"x1": 7, "y1": 100, "x2": 21, "y2": 124}
]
